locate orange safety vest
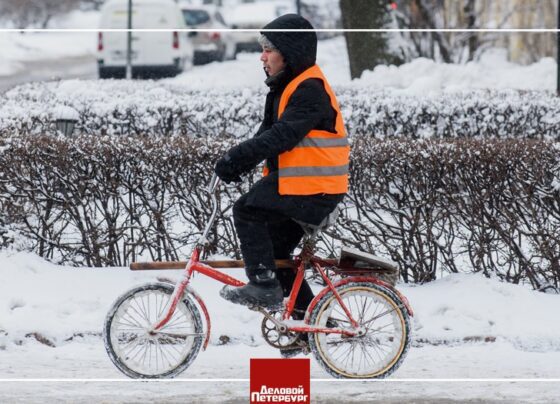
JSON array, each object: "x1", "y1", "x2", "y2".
[{"x1": 263, "y1": 64, "x2": 349, "y2": 195}]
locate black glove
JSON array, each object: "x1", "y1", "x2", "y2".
[{"x1": 215, "y1": 154, "x2": 242, "y2": 184}]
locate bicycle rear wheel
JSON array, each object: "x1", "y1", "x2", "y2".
[
  {"x1": 104, "y1": 283, "x2": 204, "y2": 378},
  {"x1": 308, "y1": 281, "x2": 411, "y2": 379}
]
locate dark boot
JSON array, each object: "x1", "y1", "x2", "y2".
[{"x1": 220, "y1": 266, "x2": 283, "y2": 309}]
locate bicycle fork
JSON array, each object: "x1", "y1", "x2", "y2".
[{"x1": 150, "y1": 257, "x2": 196, "y2": 332}]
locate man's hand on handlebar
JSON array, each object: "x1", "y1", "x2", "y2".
[{"x1": 215, "y1": 154, "x2": 243, "y2": 184}]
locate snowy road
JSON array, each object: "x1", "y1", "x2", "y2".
[
  {"x1": 1, "y1": 338, "x2": 559, "y2": 403},
  {"x1": 0, "y1": 54, "x2": 97, "y2": 94}
]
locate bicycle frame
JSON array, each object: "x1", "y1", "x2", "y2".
[{"x1": 150, "y1": 174, "x2": 365, "y2": 340}]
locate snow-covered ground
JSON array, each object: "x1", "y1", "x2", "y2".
[
  {"x1": 1, "y1": 251, "x2": 559, "y2": 402},
  {"x1": 1, "y1": 9, "x2": 559, "y2": 403}
]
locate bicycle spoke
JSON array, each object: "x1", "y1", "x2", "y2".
[
  {"x1": 127, "y1": 339, "x2": 147, "y2": 363},
  {"x1": 114, "y1": 319, "x2": 142, "y2": 330},
  {"x1": 162, "y1": 314, "x2": 189, "y2": 330},
  {"x1": 148, "y1": 340, "x2": 153, "y2": 370},
  {"x1": 361, "y1": 306, "x2": 399, "y2": 327},
  {"x1": 368, "y1": 322, "x2": 397, "y2": 334},
  {"x1": 119, "y1": 333, "x2": 142, "y2": 355},
  {"x1": 359, "y1": 340, "x2": 377, "y2": 369},
  {"x1": 157, "y1": 293, "x2": 170, "y2": 320},
  {"x1": 327, "y1": 316, "x2": 351, "y2": 324},
  {"x1": 331, "y1": 339, "x2": 353, "y2": 364},
  {"x1": 120, "y1": 309, "x2": 146, "y2": 329},
  {"x1": 139, "y1": 340, "x2": 150, "y2": 368},
  {"x1": 157, "y1": 339, "x2": 175, "y2": 370},
  {"x1": 138, "y1": 294, "x2": 150, "y2": 324},
  {"x1": 125, "y1": 303, "x2": 150, "y2": 328}
]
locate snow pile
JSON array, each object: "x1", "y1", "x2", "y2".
[
  {"x1": 1, "y1": 250, "x2": 559, "y2": 352},
  {"x1": 0, "y1": 251, "x2": 266, "y2": 349},
  {"x1": 356, "y1": 49, "x2": 556, "y2": 94},
  {"x1": 406, "y1": 274, "x2": 560, "y2": 351}
]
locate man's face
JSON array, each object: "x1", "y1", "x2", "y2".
[{"x1": 260, "y1": 45, "x2": 286, "y2": 77}]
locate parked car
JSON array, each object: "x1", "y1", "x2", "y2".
[
  {"x1": 181, "y1": 4, "x2": 236, "y2": 65},
  {"x1": 226, "y1": 0, "x2": 294, "y2": 54},
  {"x1": 97, "y1": 0, "x2": 193, "y2": 79}
]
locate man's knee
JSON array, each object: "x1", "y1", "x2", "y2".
[
  {"x1": 233, "y1": 196, "x2": 252, "y2": 224},
  {"x1": 232, "y1": 198, "x2": 243, "y2": 219}
]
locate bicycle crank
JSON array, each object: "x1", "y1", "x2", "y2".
[{"x1": 256, "y1": 309, "x2": 301, "y2": 349}]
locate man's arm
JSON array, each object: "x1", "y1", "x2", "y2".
[{"x1": 225, "y1": 79, "x2": 334, "y2": 174}]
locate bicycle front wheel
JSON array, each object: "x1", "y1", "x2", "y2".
[
  {"x1": 103, "y1": 283, "x2": 204, "y2": 378},
  {"x1": 308, "y1": 281, "x2": 411, "y2": 379}
]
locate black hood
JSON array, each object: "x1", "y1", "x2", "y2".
[{"x1": 261, "y1": 14, "x2": 317, "y2": 78}]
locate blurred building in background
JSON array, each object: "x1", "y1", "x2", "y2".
[
  {"x1": 443, "y1": 0, "x2": 556, "y2": 63},
  {"x1": 392, "y1": 0, "x2": 556, "y2": 64}
]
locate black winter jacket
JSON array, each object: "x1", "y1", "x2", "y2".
[{"x1": 221, "y1": 14, "x2": 344, "y2": 225}]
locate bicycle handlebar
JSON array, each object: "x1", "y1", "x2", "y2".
[{"x1": 207, "y1": 173, "x2": 220, "y2": 194}]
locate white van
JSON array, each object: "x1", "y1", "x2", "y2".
[{"x1": 98, "y1": 0, "x2": 193, "y2": 79}]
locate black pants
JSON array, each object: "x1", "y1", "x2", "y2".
[{"x1": 233, "y1": 194, "x2": 315, "y2": 312}]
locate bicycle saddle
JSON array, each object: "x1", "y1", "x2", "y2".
[{"x1": 294, "y1": 206, "x2": 339, "y2": 237}]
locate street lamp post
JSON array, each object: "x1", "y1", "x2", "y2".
[
  {"x1": 126, "y1": 0, "x2": 133, "y2": 79},
  {"x1": 557, "y1": 0, "x2": 559, "y2": 94}
]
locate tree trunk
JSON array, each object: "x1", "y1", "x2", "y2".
[
  {"x1": 340, "y1": 0, "x2": 398, "y2": 79},
  {"x1": 464, "y1": 0, "x2": 478, "y2": 61}
]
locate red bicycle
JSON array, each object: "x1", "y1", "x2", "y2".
[{"x1": 103, "y1": 175, "x2": 414, "y2": 379}]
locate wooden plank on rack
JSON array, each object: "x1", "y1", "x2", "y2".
[{"x1": 130, "y1": 259, "x2": 297, "y2": 271}]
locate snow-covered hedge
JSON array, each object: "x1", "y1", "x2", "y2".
[
  {"x1": 1, "y1": 80, "x2": 559, "y2": 139},
  {"x1": 342, "y1": 137, "x2": 560, "y2": 291},
  {"x1": 0, "y1": 134, "x2": 558, "y2": 291}
]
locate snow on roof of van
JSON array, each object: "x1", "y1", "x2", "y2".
[
  {"x1": 226, "y1": 1, "x2": 295, "y2": 26},
  {"x1": 103, "y1": 0, "x2": 178, "y2": 7}
]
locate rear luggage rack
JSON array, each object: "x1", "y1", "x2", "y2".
[{"x1": 335, "y1": 246, "x2": 400, "y2": 286}]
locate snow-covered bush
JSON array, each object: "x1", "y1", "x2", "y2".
[
  {"x1": 0, "y1": 134, "x2": 245, "y2": 266},
  {"x1": 1, "y1": 80, "x2": 559, "y2": 140},
  {"x1": 0, "y1": 133, "x2": 558, "y2": 291},
  {"x1": 340, "y1": 137, "x2": 560, "y2": 291},
  {"x1": 1, "y1": 81, "x2": 558, "y2": 288}
]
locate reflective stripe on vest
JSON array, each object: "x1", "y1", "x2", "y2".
[
  {"x1": 264, "y1": 64, "x2": 349, "y2": 195},
  {"x1": 279, "y1": 164, "x2": 349, "y2": 177}
]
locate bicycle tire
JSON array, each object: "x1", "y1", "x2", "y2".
[
  {"x1": 308, "y1": 281, "x2": 411, "y2": 379},
  {"x1": 103, "y1": 282, "x2": 204, "y2": 379}
]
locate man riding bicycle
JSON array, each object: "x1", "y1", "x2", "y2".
[{"x1": 215, "y1": 14, "x2": 349, "y2": 322}]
